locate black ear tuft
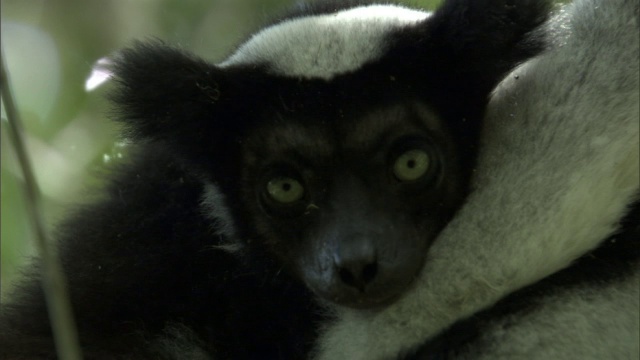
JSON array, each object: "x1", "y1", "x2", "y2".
[
  {"x1": 428, "y1": 0, "x2": 551, "y2": 88},
  {"x1": 109, "y1": 41, "x2": 226, "y2": 145}
]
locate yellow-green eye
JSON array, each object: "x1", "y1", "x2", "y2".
[
  {"x1": 266, "y1": 177, "x2": 305, "y2": 203},
  {"x1": 393, "y1": 149, "x2": 430, "y2": 181}
]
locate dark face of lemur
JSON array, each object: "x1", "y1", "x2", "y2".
[
  {"x1": 115, "y1": 0, "x2": 544, "y2": 309},
  {"x1": 239, "y1": 102, "x2": 465, "y2": 309},
  {"x1": 114, "y1": 44, "x2": 483, "y2": 310}
]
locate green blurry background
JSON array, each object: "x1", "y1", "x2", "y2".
[{"x1": 1, "y1": 0, "x2": 443, "y2": 299}]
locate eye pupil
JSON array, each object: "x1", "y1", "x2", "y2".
[
  {"x1": 266, "y1": 177, "x2": 304, "y2": 204},
  {"x1": 393, "y1": 149, "x2": 430, "y2": 181}
]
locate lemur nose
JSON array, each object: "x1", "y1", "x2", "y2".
[{"x1": 334, "y1": 238, "x2": 378, "y2": 291}]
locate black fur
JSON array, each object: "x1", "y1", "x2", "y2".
[
  {"x1": 1, "y1": 145, "x2": 321, "y2": 359},
  {"x1": 0, "y1": 0, "x2": 550, "y2": 358}
]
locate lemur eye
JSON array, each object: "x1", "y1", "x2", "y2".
[
  {"x1": 393, "y1": 149, "x2": 430, "y2": 181},
  {"x1": 267, "y1": 177, "x2": 305, "y2": 203}
]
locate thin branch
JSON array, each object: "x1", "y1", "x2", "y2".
[{"x1": 0, "y1": 47, "x2": 83, "y2": 360}]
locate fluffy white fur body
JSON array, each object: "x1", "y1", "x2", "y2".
[
  {"x1": 221, "y1": 5, "x2": 429, "y2": 79},
  {"x1": 456, "y1": 269, "x2": 640, "y2": 359},
  {"x1": 314, "y1": 0, "x2": 640, "y2": 358}
]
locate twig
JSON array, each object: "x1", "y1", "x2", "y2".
[{"x1": 0, "y1": 47, "x2": 83, "y2": 360}]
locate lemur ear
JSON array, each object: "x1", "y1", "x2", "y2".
[
  {"x1": 431, "y1": 0, "x2": 550, "y2": 53},
  {"x1": 416, "y1": 0, "x2": 551, "y2": 92},
  {"x1": 109, "y1": 41, "x2": 241, "y2": 147}
]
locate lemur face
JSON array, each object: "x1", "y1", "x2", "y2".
[
  {"x1": 112, "y1": 1, "x2": 548, "y2": 309},
  {"x1": 240, "y1": 102, "x2": 465, "y2": 308}
]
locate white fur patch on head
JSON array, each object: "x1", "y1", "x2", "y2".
[{"x1": 220, "y1": 5, "x2": 429, "y2": 79}]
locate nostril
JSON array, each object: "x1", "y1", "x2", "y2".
[
  {"x1": 339, "y1": 267, "x2": 357, "y2": 287},
  {"x1": 333, "y1": 235, "x2": 378, "y2": 291},
  {"x1": 337, "y1": 259, "x2": 378, "y2": 291},
  {"x1": 362, "y1": 262, "x2": 377, "y2": 283}
]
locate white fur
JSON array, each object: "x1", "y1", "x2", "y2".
[
  {"x1": 200, "y1": 183, "x2": 241, "y2": 253},
  {"x1": 220, "y1": 5, "x2": 429, "y2": 80},
  {"x1": 314, "y1": 0, "x2": 640, "y2": 358},
  {"x1": 457, "y1": 268, "x2": 640, "y2": 360},
  {"x1": 151, "y1": 324, "x2": 213, "y2": 360}
]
